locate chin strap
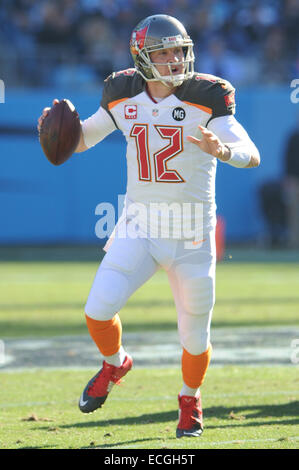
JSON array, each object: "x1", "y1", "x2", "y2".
[{"x1": 160, "y1": 79, "x2": 173, "y2": 89}]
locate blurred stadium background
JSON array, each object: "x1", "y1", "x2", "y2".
[{"x1": 0, "y1": 0, "x2": 299, "y2": 248}]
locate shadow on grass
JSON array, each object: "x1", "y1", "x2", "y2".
[
  {"x1": 1, "y1": 318, "x2": 298, "y2": 338},
  {"x1": 0, "y1": 321, "x2": 89, "y2": 337},
  {"x1": 83, "y1": 437, "x2": 170, "y2": 449},
  {"x1": 205, "y1": 401, "x2": 299, "y2": 430},
  {"x1": 60, "y1": 410, "x2": 177, "y2": 430},
  {"x1": 0, "y1": 321, "x2": 178, "y2": 338},
  {"x1": 56, "y1": 400, "x2": 299, "y2": 435},
  {"x1": 1, "y1": 297, "x2": 299, "y2": 314},
  {"x1": 18, "y1": 445, "x2": 57, "y2": 449}
]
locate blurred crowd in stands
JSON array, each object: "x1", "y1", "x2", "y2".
[{"x1": 1, "y1": 0, "x2": 298, "y2": 89}]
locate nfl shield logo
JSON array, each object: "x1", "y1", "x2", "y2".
[{"x1": 152, "y1": 108, "x2": 159, "y2": 117}]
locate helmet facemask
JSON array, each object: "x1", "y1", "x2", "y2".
[{"x1": 137, "y1": 36, "x2": 194, "y2": 87}]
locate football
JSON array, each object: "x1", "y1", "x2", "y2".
[{"x1": 39, "y1": 99, "x2": 81, "y2": 166}]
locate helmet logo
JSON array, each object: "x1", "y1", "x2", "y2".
[
  {"x1": 172, "y1": 107, "x2": 185, "y2": 121},
  {"x1": 130, "y1": 26, "x2": 149, "y2": 55}
]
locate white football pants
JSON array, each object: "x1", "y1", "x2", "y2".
[{"x1": 85, "y1": 230, "x2": 216, "y2": 355}]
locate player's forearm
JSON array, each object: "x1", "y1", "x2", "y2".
[
  {"x1": 77, "y1": 106, "x2": 117, "y2": 151},
  {"x1": 218, "y1": 142, "x2": 260, "y2": 168},
  {"x1": 75, "y1": 125, "x2": 89, "y2": 153},
  {"x1": 208, "y1": 116, "x2": 260, "y2": 169}
]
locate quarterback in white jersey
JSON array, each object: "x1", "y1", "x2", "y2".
[{"x1": 38, "y1": 14, "x2": 260, "y2": 438}]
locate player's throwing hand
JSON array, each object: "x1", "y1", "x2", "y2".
[{"x1": 187, "y1": 125, "x2": 230, "y2": 161}]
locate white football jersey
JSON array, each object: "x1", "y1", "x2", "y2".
[{"x1": 82, "y1": 69, "x2": 253, "y2": 239}]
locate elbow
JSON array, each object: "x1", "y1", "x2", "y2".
[
  {"x1": 246, "y1": 147, "x2": 260, "y2": 168},
  {"x1": 254, "y1": 148, "x2": 261, "y2": 167},
  {"x1": 252, "y1": 151, "x2": 260, "y2": 167}
]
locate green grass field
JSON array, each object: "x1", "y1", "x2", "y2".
[
  {"x1": 0, "y1": 247, "x2": 299, "y2": 337},
  {"x1": 0, "y1": 367, "x2": 298, "y2": 449},
  {"x1": 0, "y1": 247, "x2": 298, "y2": 449}
]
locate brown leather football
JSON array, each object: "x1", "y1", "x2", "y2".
[{"x1": 39, "y1": 99, "x2": 81, "y2": 166}]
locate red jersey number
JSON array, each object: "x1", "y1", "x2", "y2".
[{"x1": 130, "y1": 124, "x2": 184, "y2": 183}]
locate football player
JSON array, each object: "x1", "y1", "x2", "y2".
[{"x1": 38, "y1": 14, "x2": 260, "y2": 438}]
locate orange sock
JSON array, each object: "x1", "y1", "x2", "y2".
[
  {"x1": 181, "y1": 344, "x2": 212, "y2": 389},
  {"x1": 85, "y1": 313, "x2": 122, "y2": 357}
]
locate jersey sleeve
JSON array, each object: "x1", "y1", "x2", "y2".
[
  {"x1": 100, "y1": 69, "x2": 144, "y2": 128},
  {"x1": 81, "y1": 105, "x2": 116, "y2": 149},
  {"x1": 208, "y1": 115, "x2": 259, "y2": 159},
  {"x1": 209, "y1": 79, "x2": 236, "y2": 120},
  {"x1": 208, "y1": 115, "x2": 252, "y2": 144},
  {"x1": 100, "y1": 73, "x2": 120, "y2": 113}
]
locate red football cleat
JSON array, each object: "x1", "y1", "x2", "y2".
[
  {"x1": 79, "y1": 355, "x2": 133, "y2": 413},
  {"x1": 176, "y1": 394, "x2": 203, "y2": 438}
]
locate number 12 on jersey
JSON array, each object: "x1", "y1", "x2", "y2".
[{"x1": 130, "y1": 124, "x2": 185, "y2": 183}]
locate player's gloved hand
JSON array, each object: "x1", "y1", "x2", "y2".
[
  {"x1": 37, "y1": 99, "x2": 59, "y2": 132},
  {"x1": 187, "y1": 125, "x2": 230, "y2": 161}
]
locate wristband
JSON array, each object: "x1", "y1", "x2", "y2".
[{"x1": 224, "y1": 145, "x2": 251, "y2": 168}]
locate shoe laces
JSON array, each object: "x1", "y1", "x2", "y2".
[{"x1": 88, "y1": 362, "x2": 123, "y2": 397}]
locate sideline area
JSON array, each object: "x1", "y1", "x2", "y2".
[{"x1": 1, "y1": 325, "x2": 298, "y2": 370}]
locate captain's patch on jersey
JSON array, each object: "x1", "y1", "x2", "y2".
[
  {"x1": 125, "y1": 104, "x2": 137, "y2": 119},
  {"x1": 172, "y1": 107, "x2": 185, "y2": 121}
]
